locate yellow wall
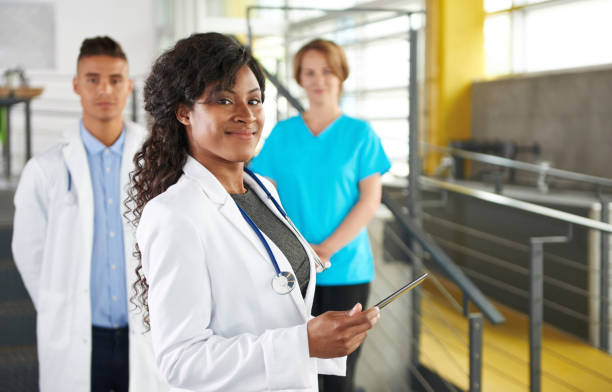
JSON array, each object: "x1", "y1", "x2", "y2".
[{"x1": 425, "y1": 0, "x2": 485, "y2": 173}]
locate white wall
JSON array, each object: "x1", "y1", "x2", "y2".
[{"x1": 1, "y1": 0, "x2": 157, "y2": 177}]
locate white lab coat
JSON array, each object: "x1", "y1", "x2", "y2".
[
  {"x1": 136, "y1": 156, "x2": 346, "y2": 392},
  {"x1": 12, "y1": 120, "x2": 168, "y2": 392}
]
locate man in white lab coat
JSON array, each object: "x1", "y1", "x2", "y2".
[{"x1": 12, "y1": 36, "x2": 167, "y2": 392}]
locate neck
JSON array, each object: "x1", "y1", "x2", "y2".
[
  {"x1": 306, "y1": 101, "x2": 341, "y2": 121},
  {"x1": 82, "y1": 115, "x2": 124, "y2": 146},
  {"x1": 303, "y1": 103, "x2": 342, "y2": 136},
  {"x1": 197, "y1": 156, "x2": 246, "y2": 194}
]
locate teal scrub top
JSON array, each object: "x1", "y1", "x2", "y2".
[{"x1": 249, "y1": 114, "x2": 391, "y2": 285}]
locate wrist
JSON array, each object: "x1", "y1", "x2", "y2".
[{"x1": 318, "y1": 240, "x2": 337, "y2": 258}]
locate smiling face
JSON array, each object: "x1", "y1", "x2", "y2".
[
  {"x1": 178, "y1": 65, "x2": 265, "y2": 169},
  {"x1": 73, "y1": 55, "x2": 132, "y2": 124},
  {"x1": 298, "y1": 49, "x2": 342, "y2": 107}
]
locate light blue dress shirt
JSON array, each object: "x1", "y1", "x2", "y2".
[{"x1": 81, "y1": 122, "x2": 128, "y2": 328}]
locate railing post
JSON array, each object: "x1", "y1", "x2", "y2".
[
  {"x1": 469, "y1": 313, "x2": 483, "y2": 392},
  {"x1": 600, "y1": 199, "x2": 610, "y2": 352},
  {"x1": 407, "y1": 27, "x2": 420, "y2": 221},
  {"x1": 529, "y1": 240, "x2": 544, "y2": 392},
  {"x1": 528, "y1": 232, "x2": 570, "y2": 392}
]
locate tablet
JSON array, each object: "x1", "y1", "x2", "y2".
[{"x1": 374, "y1": 272, "x2": 429, "y2": 309}]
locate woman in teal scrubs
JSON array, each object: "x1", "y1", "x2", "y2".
[{"x1": 250, "y1": 38, "x2": 391, "y2": 392}]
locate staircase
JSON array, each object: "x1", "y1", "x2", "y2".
[{"x1": 420, "y1": 276, "x2": 612, "y2": 391}]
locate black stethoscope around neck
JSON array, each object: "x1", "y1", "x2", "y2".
[{"x1": 236, "y1": 168, "x2": 328, "y2": 295}]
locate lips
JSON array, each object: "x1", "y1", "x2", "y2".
[{"x1": 225, "y1": 129, "x2": 258, "y2": 139}]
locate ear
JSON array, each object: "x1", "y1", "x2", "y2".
[
  {"x1": 175, "y1": 103, "x2": 191, "y2": 126},
  {"x1": 72, "y1": 76, "x2": 79, "y2": 95},
  {"x1": 127, "y1": 78, "x2": 134, "y2": 96}
]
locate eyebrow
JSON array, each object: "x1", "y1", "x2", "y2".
[
  {"x1": 83, "y1": 73, "x2": 124, "y2": 78},
  {"x1": 206, "y1": 86, "x2": 261, "y2": 100}
]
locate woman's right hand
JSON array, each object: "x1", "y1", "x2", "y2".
[{"x1": 307, "y1": 303, "x2": 380, "y2": 359}]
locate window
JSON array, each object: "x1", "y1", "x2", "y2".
[{"x1": 484, "y1": 0, "x2": 612, "y2": 75}]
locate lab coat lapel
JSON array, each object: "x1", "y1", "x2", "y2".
[
  {"x1": 182, "y1": 157, "x2": 270, "y2": 264},
  {"x1": 62, "y1": 128, "x2": 94, "y2": 280},
  {"x1": 243, "y1": 172, "x2": 312, "y2": 319}
]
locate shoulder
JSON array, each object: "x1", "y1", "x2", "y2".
[
  {"x1": 26, "y1": 143, "x2": 68, "y2": 180},
  {"x1": 271, "y1": 115, "x2": 302, "y2": 134},
  {"x1": 15, "y1": 143, "x2": 67, "y2": 201},
  {"x1": 254, "y1": 173, "x2": 279, "y2": 197},
  {"x1": 139, "y1": 174, "x2": 215, "y2": 234},
  {"x1": 339, "y1": 115, "x2": 373, "y2": 135}
]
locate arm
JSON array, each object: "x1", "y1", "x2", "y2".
[
  {"x1": 311, "y1": 173, "x2": 382, "y2": 261},
  {"x1": 11, "y1": 159, "x2": 49, "y2": 309}
]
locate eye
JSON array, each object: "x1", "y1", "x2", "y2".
[
  {"x1": 111, "y1": 78, "x2": 121, "y2": 85},
  {"x1": 216, "y1": 98, "x2": 232, "y2": 105},
  {"x1": 248, "y1": 98, "x2": 261, "y2": 105},
  {"x1": 323, "y1": 69, "x2": 333, "y2": 75},
  {"x1": 87, "y1": 77, "x2": 97, "y2": 83}
]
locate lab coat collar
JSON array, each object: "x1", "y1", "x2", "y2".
[
  {"x1": 183, "y1": 156, "x2": 272, "y2": 266},
  {"x1": 182, "y1": 156, "x2": 231, "y2": 205}
]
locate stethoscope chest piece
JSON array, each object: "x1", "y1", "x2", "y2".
[{"x1": 272, "y1": 271, "x2": 296, "y2": 295}]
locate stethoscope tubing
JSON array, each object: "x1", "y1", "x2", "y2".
[{"x1": 243, "y1": 168, "x2": 326, "y2": 272}]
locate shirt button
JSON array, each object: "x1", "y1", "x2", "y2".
[
  {"x1": 107, "y1": 198, "x2": 113, "y2": 204},
  {"x1": 109, "y1": 231, "x2": 115, "y2": 238},
  {"x1": 104, "y1": 149, "x2": 110, "y2": 155},
  {"x1": 112, "y1": 296, "x2": 118, "y2": 302},
  {"x1": 114, "y1": 324, "x2": 119, "y2": 328},
  {"x1": 111, "y1": 264, "x2": 116, "y2": 270},
  {"x1": 105, "y1": 167, "x2": 110, "y2": 173},
  {"x1": 82, "y1": 338, "x2": 88, "y2": 344}
]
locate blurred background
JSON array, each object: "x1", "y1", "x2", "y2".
[{"x1": 1, "y1": 0, "x2": 612, "y2": 391}]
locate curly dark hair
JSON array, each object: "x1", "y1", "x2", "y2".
[{"x1": 126, "y1": 32, "x2": 265, "y2": 329}]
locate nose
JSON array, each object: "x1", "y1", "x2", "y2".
[
  {"x1": 97, "y1": 80, "x2": 112, "y2": 95},
  {"x1": 234, "y1": 101, "x2": 256, "y2": 123},
  {"x1": 312, "y1": 73, "x2": 324, "y2": 86}
]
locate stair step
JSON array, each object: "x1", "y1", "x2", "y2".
[
  {"x1": 420, "y1": 276, "x2": 612, "y2": 391},
  {"x1": 0, "y1": 345, "x2": 39, "y2": 392}
]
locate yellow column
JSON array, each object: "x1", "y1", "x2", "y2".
[{"x1": 425, "y1": 0, "x2": 485, "y2": 173}]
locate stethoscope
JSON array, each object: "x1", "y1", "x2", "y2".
[{"x1": 236, "y1": 167, "x2": 328, "y2": 295}]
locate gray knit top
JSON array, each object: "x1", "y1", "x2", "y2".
[{"x1": 230, "y1": 184, "x2": 310, "y2": 298}]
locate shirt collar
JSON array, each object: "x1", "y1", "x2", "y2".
[{"x1": 80, "y1": 120, "x2": 126, "y2": 155}]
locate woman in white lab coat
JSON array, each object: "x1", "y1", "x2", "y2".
[{"x1": 127, "y1": 33, "x2": 380, "y2": 392}]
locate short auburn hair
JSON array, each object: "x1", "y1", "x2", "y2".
[
  {"x1": 293, "y1": 39, "x2": 349, "y2": 88},
  {"x1": 77, "y1": 36, "x2": 127, "y2": 63}
]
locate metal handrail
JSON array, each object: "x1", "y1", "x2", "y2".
[
  {"x1": 422, "y1": 143, "x2": 612, "y2": 188},
  {"x1": 421, "y1": 176, "x2": 612, "y2": 233},
  {"x1": 382, "y1": 190, "x2": 506, "y2": 325}
]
